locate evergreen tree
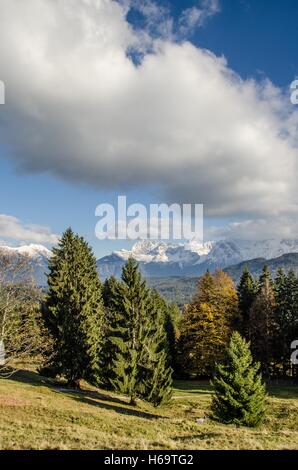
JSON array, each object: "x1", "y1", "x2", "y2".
[
  {"x1": 177, "y1": 270, "x2": 239, "y2": 377},
  {"x1": 102, "y1": 276, "x2": 119, "y2": 309},
  {"x1": 149, "y1": 289, "x2": 180, "y2": 370},
  {"x1": 259, "y1": 265, "x2": 272, "y2": 290},
  {"x1": 249, "y1": 272, "x2": 276, "y2": 378},
  {"x1": 41, "y1": 228, "x2": 104, "y2": 387},
  {"x1": 237, "y1": 267, "x2": 256, "y2": 339},
  {"x1": 100, "y1": 276, "x2": 121, "y2": 388},
  {"x1": 140, "y1": 289, "x2": 174, "y2": 406},
  {"x1": 211, "y1": 332, "x2": 266, "y2": 427},
  {"x1": 275, "y1": 269, "x2": 298, "y2": 377},
  {"x1": 109, "y1": 259, "x2": 173, "y2": 406}
]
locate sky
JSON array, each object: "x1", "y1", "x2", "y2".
[{"x1": 0, "y1": 0, "x2": 298, "y2": 258}]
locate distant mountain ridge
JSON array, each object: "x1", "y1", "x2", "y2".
[
  {"x1": 0, "y1": 243, "x2": 51, "y2": 286},
  {"x1": 2, "y1": 239, "x2": 298, "y2": 289},
  {"x1": 97, "y1": 239, "x2": 298, "y2": 280}
]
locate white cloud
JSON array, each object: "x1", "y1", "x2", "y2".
[
  {"x1": 122, "y1": 0, "x2": 220, "y2": 50},
  {"x1": 179, "y1": 0, "x2": 220, "y2": 36},
  {"x1": 0, "y1": 0, "x2": 298, "y2": 239},
  {"x1": 0, "y1": 215, "x2": 59, "y2": 245},
  {"x1": 206, "y1": 216, "x2": 298, "y2": 241}
]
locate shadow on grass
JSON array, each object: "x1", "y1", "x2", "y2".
[
  {"x1": 59, "y1": 391, "x2": 164, "y2": 420},
  {"x1": 8, "y1": 369, "x2": 164, "y2": 421},
  {"x1": 8, "y1": 368, "x2": 60, "y2": 388},
  {"x1": 172, "y1": 432, "x2": 221, "y2": 442}
]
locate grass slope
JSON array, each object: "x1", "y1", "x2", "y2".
[{"x1": 0, "y1": 370, "x2": 298, "y2": 450}]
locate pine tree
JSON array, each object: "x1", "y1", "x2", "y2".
[
  {"x1": 102, "y1": 276, "x2": 119, "y2": 309},
  {"x1": 149, "y1": 289, "x2": 179, "y2": 370},
  {"x1": 41, "y1": 228, "x2": 104, "y2": 388},
  {"x1": 249, "y1": 272, "x2": 276, "y2": 378},
  {"x1": 109, "y1": 259, "x2": 173, "y2": 406},
  {"x1": 275, "y1": 269, "x2": 298, "y2": 377},
  {"x1": 140, "y1": 289, "x2": 173, "y2": 406},
  {"x1": 177, "y1": 270, "x2": 239, "y2": 377},
  {"x1": 211, "y1": 332, "x2": 266, "y2": 427},
  {"x1": 100, "y1": 276, "x2": 121, "y2": 388},
  {"x1": 259, "y1": 265, "x2": 272, "y2": 289},
  {"x1": 237, "y1": 267, "x2": 256, "y2": 339}
]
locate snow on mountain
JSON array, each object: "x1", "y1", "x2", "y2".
[
  {"x1": 202, "y1": 239, "x2": 298, "y2": 268},
  {"x1": 98, "y1": 238, "x2": 298, "y2": 279},
  {"x1": 114, "y1": 239, "x2": 212, "y2": 264},
  {"x1": 0, "y1": 244, "x2": 52, "y2": 259},
  {"x1": 2, "y1": 238, "x2": 298, "y2": 284},
  {"x1": 0, "y1": 243, "x2": 51, "y2": 286}
]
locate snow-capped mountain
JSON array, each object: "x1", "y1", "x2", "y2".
[
  {"x1": 0, "y1": 244, "x2": 52, "y2": 259},
  {"x1": 114, "y1": 240, "x2": 211, "y2": 264},
  {"x1": 0, "y1": 244, "x2": 51, "y2": 286},
  {"x1": 97, "y1": 238, "x2": 298, "y2": 279},
  {"x1": 2, "y1": 238, "x2": 298, "y2": 285}
]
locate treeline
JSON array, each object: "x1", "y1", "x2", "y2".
[
  {"x1": 1, "y1": 227, "x2": 297, "y2": 409},
  {"x1": 177, "y1": 266, "x2": 298, "y2": 380},
  {"x1": 40, "y1": 229, "x2": 178, "y2": 406}
]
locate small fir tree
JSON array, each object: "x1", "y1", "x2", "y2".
[{"x1": 211, "y1": 332, "x2": 266, "y2": 427}]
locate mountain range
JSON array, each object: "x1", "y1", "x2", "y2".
[
  {"x1": 2, "y1": 239, "x2": 298, "y2": 294},
  {"x1": 96, "y1": 239, "x2": 298, "y2": 280},
  {"x1": 0, "y1": 244, "x2": 52, "y2": 286}
]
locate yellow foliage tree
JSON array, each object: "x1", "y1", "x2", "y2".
[{"x1": 177, "y1": 270, "x2": 239, "y2": 377}]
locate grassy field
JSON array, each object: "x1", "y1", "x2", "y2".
[{"x1": 0, "y1": 369, "x2": 298, "y2": 450}]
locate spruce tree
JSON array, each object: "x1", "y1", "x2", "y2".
[
  {"x1": 41, "y1": 228, "x2": 104, "y2": 387},
  {"x1": 259, "y1": 265, "x2": 272, "y2": 289},
  {"x1": 211, "y1": 332, "x2": 266, "y2": 427},
  {"x1": 100, "y1": 276, "x2": 121, "y2": 388},
  {"x1": 139, "y1": 289, "x2": 174, "y2": 406},
  {"x1": 237, "y1": 267, "x2": 256, "y2": 339},
  {"x1": 109, "y1": 259, "x2": 173, "y2": 406},
  {"x1": 275, "y1": 269, "x2": 298, "y2": 377},
  {"x1": 149, "y1": 289, "x2": 179, "y2": 370},
  {"x1": 249, "y1": 272, "x2": 276, "y2": 378}
]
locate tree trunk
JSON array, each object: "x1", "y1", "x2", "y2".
[
  {"x1": 68, "y1": 378, "x2": 81, "y2": 390},
  {"x1": 129, "y1": 396, "x2": 137, "y2": 406}
]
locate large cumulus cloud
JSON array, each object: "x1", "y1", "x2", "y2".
[{"x1": 0, "y1": 0, "x2": 298, "y2": 227}]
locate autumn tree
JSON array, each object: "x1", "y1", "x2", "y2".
[
  {"x1": 0, "y1": 254, "x2": 46, "y2": 377},
  {"x1": 177, "y1": 270, "x2": 239, "y2": 377}
]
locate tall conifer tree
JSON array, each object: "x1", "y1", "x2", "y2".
[
  {"x1": 42, "y1": 228, "x2": 104, "y2": 387},
  {"x1": 249, "y1": 271, "x2": 276, "y2": 378},
  {"x1": 237, "y1": 267, "x2": 256, "y2": 339},
  {"x1": 109, "y1": 259, "x2": 173, "y2": 406}
]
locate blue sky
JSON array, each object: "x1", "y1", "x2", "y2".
[{"x1": 0, "y1": 0, "x2": 298, "y2": 258}]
